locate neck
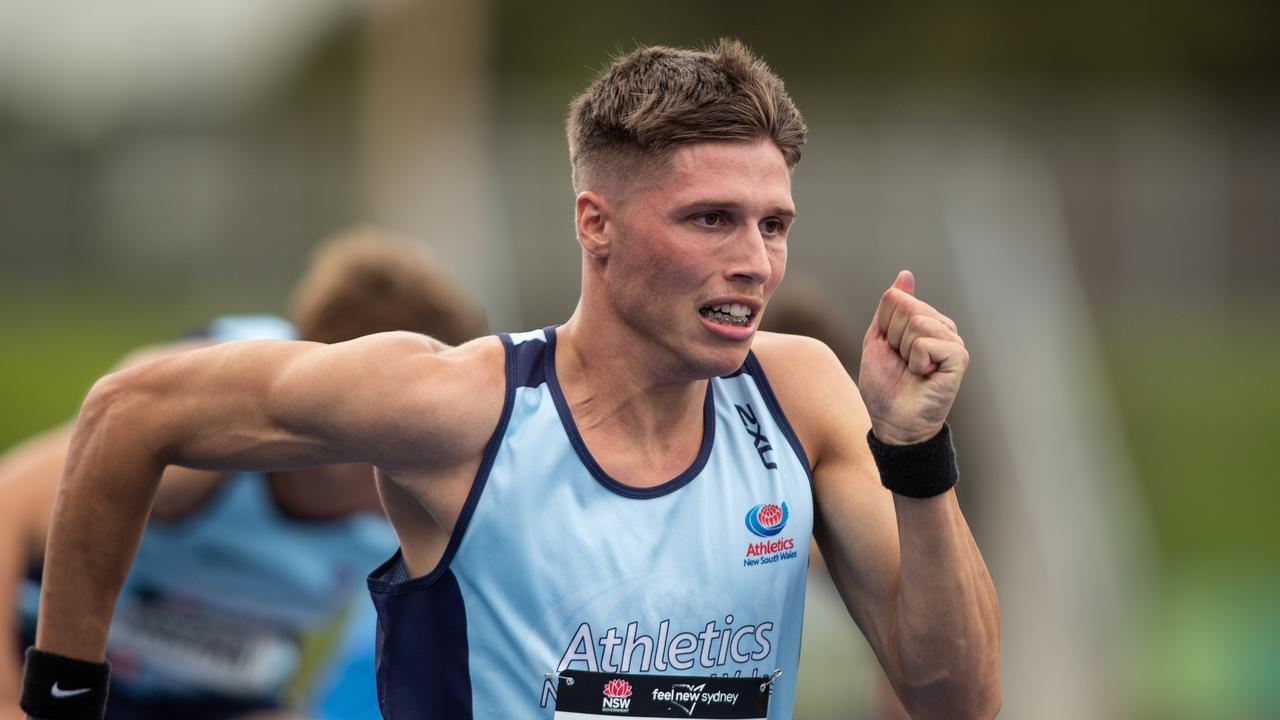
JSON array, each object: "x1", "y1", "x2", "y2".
[{"x1": 556, "y1": 304, "x2": 708, "y2": 461}]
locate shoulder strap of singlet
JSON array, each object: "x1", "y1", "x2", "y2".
[{"x1": 735, "y1": 349, "x2": 814, "y2": 482}]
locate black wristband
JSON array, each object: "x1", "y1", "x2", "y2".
[
  {"x1": 20, "y1": 647, "x2": 111, "y2": 720},
  {"x1": 866, "y1": 423, "x2": 959, "y2": 498}
]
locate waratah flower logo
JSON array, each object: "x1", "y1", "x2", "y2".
[
  {"x1": 602, "y1": 678, "x2": 633, "y2": 698},
  {"x1": 745, "y1": 502, "x2": 789, "y2": 537}
]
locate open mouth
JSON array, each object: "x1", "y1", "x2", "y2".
[{"x1": 698, "y1": 302, "x2": 754, "y2": 327}]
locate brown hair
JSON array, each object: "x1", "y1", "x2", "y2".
[
  {"x1": 567, "y1": 38, "x2": 807, "y2": 193},
  {"x1": 288, "y1": 226, "x2": 487, "y2": 345}
]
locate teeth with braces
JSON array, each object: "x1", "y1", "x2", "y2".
[{"x1": 701, "y1": 303, "x2": 753, "y2": 326}]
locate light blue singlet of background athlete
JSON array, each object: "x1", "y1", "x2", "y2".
[{"x1": 369, "y1": 327, "x2": 814, "y2": 719}]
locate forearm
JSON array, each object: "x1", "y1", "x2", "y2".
[
  {"x1": 35, "y1": 376, "x2": 167, "y2": 661},
  {"x1": 892, "y1": 490, "x2": 1000, "y2": 718}
]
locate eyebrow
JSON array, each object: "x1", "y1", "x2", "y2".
[{"x1": 678, "y1": 200, "x2": 797, "y2": 218}]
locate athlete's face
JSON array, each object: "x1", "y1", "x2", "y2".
[{"x1": 604, "y1": 138, "x2": 794, "y2": 377}]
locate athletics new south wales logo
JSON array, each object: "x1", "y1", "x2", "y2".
[
  {"x1": 744, "y1": 502, "x2": 788, "y2": 537},
  {"x1": 743, "y1": 502, "x2": 797, "y2": 567}
]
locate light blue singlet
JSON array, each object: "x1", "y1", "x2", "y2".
[{"x1": 368, "y1": 327, "x2": 814, "y2": 719}]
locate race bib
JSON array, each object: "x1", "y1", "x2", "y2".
[
  {"x1": 553, "y1": 670, "x2": 770, "y2": 719},
  {"x1": 108, "y1": 594, "x2": 299, "y2": 697}
]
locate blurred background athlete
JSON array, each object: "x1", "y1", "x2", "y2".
[{"x1": 0, "y1": 228, "x2": 486, "y2": 720}]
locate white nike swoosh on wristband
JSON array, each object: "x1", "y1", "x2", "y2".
[{"x1": 51, "y1": 682, "x2": 92, "y2": 698}]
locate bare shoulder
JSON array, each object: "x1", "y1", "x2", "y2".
[
  {"x1": 399, "y1": 333, "x2": 508, "y2": 425},
  {"x1": 319, "y1": 332, "x2": 508, "y2": 472},
  {"x1": 749, "y1": 331, "x2": 871, "y2": 469},
  {"x1": 750, "y1": 331, "x2": 858, "y2": 408},
  {"x1": 751, "y1": 331, "x2": 844, "y2": 375},
  {"x1": 365, "y1": 331, "x2": 505, "y2": 396}
]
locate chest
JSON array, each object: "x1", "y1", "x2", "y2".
[{"x1": 450, "y1": 384, "x2": 813, "y2": 645}]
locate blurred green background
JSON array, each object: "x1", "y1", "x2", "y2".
[{"x1": 2, "y1": 1, "x2": 1277, "y2": 717}]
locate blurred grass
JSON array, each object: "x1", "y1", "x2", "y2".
[
  {"x1": 0, "y1": 284, "x2": 278, "y2": 449},
  {"x1": 1102, "y1": 306, "x2": 1280, "y2": 574},
  {"x1": 1101, "y1": 305, "x2": 1280, "y2": 719}
]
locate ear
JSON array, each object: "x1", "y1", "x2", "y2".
[{"x1": 575, "y1": 191, "x2": 611, "y2": 259}]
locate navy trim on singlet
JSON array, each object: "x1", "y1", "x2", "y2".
[
  {"x1": 743, "y1": 350, "x2": 814, "y2": 483},
  {"x1": 367, "y1": 334, "x2": 516, "y2": 593},
  {"x1": 542, "y1": 326, "x2": 716, "y2": 500},
  {"x1": 369, "y1": 568, "x2": 472, "y2": 718},
  {"x1": 511, "y1": 333, "x2": 547, "y2": 388}
]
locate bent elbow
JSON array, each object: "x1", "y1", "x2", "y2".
[
  {"x1": 956, "y1": 644, "x2": 1002, "y2": 719},
  {"x1": 80, "y1": 366, "x2": 151, "y2": 422},
  {"x1": 972, "y1": 671, "x2": 1002, "y2": 719},
  {"x1": 76, "y1": 368, "x2": 165, "y2": 459},
  {"x1": 900, "y1": 655, "x2": 1002, "y2": 719},
  {"x1": 78, "y1": 370, "x2": 130, "y2": 429},
  {"x1": 958, "y1": 656, "x2": 1002, "y2": 719}
]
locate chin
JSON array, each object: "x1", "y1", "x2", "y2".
[{"x1": 689, "y1": 339, "x2": 753, "y2": 379}]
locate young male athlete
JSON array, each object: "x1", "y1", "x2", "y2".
[
  {"x1": 23, "y1": 41, "x2": 1000, "y2": 719},
  {"x1": 5, "y1": 229, "x2": 485, "y2": 720}
]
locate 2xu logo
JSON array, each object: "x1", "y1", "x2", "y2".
[
  {"x1": 734, "y1": 404, "x2": 777, "y2": 470},
  {"x1": 602, "y1": 678, "x2": 633, "y2": 711}
]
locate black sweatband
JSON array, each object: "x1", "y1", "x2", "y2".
[
  {"x1": 866, "y1": 423, "x2": 959, "y2": 498},
  {"x1": 20, "y1": 647, "x2": 111, "y2": 720}
]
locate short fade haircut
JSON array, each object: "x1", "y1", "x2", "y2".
[
  {"x1": 289, "y1": 226, "x2": 487, "y2": 345},
  {"x1": 567, "y1": 38, "x2": 807, "y2": 193}
]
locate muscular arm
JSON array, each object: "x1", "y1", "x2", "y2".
[
  {"x1": 811, "y1": 384, "x2": 999, "y2": 719},
  {"x1": 3, "y1": 340, "x2": 217, "y2": 715},
  {"x1": 34, "y1": 332, "x2": 500, "y2": 665},
  {"x1": 756, "y1": 324, "x2": 999, "y2": 716}
]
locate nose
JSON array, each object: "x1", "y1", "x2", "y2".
[{"x1": 726, "y1": 225, "x2": 774, "y2": 286}]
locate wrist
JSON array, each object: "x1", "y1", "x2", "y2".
[
  {"x1": 866, "y1": 422, "x2": 958, "y2": 499},
  {"x1": 869, "y1": 419, "x2": 942, "y2": 446},
  {"x1": 19, "y1": 648, "x2": 110, "y2": 720}
]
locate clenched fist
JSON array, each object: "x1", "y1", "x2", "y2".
[{"x1": 858, "y1": 270, "x2": 969, "y2": 446}]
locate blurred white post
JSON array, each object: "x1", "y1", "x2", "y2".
[
  {"x1": 359, "y1": 0, "x2": 518, "y2": 328},
  {"x1": 935, "y1": 130, "x2": 1154, "y2": 719}
]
